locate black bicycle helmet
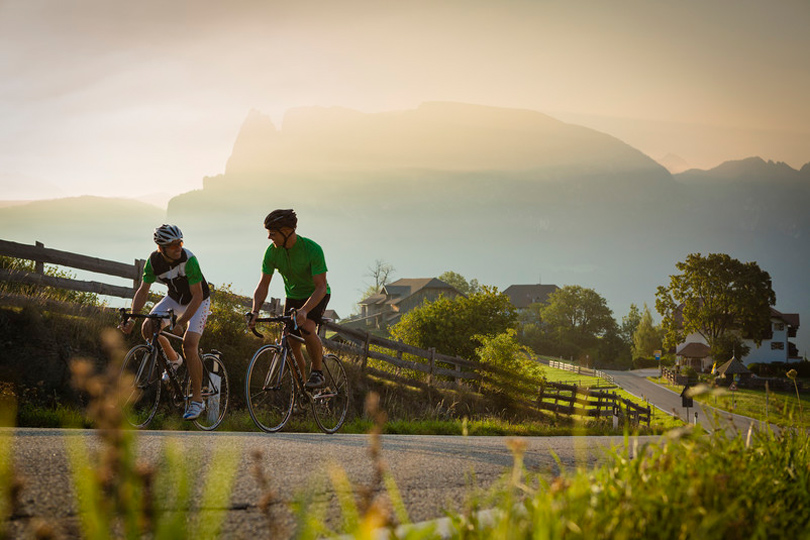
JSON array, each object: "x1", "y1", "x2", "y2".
[
  {"x1": 264, "y1": 209, "x2": 297, "y2": 230},
  {"x1": 153, "y1": 224, "x2": 183, "y2": 245}
]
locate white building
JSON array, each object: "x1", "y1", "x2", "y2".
[{"x1": 676, "y1": 308, "x2": 800, "y2": 371}]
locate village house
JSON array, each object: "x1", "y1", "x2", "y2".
[
  {"x1": 503, "y1": 283, "x2": 559, "y2": 311},
  {"x1": 347, "y1": 277, "x2": 463, "y2": 329},
  {"x1": 676, "y1": 307, "x2": 801, "y2": 371}
]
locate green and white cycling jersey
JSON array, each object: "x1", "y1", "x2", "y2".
[
  {"x1": 261, "y1": 235, "x2": 330, "y2": 300},
  {"x1": 143, "y1": 248, "x2": 210, "y2": 305}
]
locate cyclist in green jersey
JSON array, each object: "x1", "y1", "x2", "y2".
[
  {"x1": 248, "y1": 209, "x2": 331, "y2": 389},
  {"x1": 121, "y1": 224, "x2": 211, "y2": 420}
]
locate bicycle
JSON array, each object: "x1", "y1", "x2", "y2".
[
  {"x1": 118, "y1": 308, "x2": 230, "y2": 430},
  {"x1": 245, "y1": 310, "x2": 349, "y2": 434}
]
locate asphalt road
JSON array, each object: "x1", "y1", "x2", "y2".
[
  {"x1": 604, "y1": 368, "x2": 773, "y2": 435},
  {"x1": 4, "y1": 428, "x2": 655, "y2": 539}
]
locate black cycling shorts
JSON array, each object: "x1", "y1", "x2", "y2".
[{"x1": 284, "y1": 294, "x2": 330, "y2": 325}]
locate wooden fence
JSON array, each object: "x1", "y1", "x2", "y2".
[
  {"x1": 319, "y1": 321, "x2": 490, "y2": 388},
  {"x1": 0, "y1": 239, "x2": 144, "y2": 298},
  {"x1": 548, "y1": 359, "x2": 615, "y2": 385},
  {"x1": 538, "y1": 381, "x2": 651, "y2": 426}
]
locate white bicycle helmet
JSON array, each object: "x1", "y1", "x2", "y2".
[{"x1": 153, "y1": 224, "x2": 183, "y2": 246}]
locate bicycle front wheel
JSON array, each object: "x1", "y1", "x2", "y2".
[
  {"x1": 312, "y1": 353, "x2": 349, "y2": 434},
  {"x1": 188, "y1": 352, "x2": 230, "y2": 431},
  {"x1": 245, "y1": 345, "x2": 294, "y2": 433},
  {"x1": 120, "y1": 344, "x2": 161, "y2": 428}
]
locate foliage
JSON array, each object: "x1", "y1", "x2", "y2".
[
  {"x1": 455, "y1": 426, "x2": 810, "y2": 540},
  {"x1": 203, "y1": 283, "x2": 274, "y2": 408},
  {"x1": 523, "y1": 285, "x2": 623, "y2": 366},
  {"x1": 474, "y1": 329, "x2": 545, "y2": 408},
  {"x1": 631, "y1": 304, "x2": 664, "y2": 360},
  {"x1": 390, "y1": 287, "x2": 517, "y2": 360},
  {"x1": 618, "y1": 303, "x2": 641, "y2": 346},
  {"x1": 656, "y1": 253, "x2": 775, "y2": 360},
  {"x1": 438, "y1": 270, "x2": 482, "y2": 296}
]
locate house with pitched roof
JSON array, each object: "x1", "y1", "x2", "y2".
[
  {"x1": 676, "y1": 307, "x2": 801, "y2": 371},
  {"x1": 503, "y1": 283, "x2": 559, "y2": 311},
  {"x1": 348, "y1": 277, "x2": 463, "y2": 329}
]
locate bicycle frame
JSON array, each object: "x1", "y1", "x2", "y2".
[{"x1": 252, "y1": 313, "x2": 310, "y2": 398}]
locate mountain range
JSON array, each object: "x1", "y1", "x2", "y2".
[{"x1": 1, "y1": 102, "x2": 808, "y2": 356}]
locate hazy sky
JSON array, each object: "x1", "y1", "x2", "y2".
[{"x1": 2, "y1": 0, "x2": 809, "y2": 201}]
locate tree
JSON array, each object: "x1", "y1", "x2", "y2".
[
  {"x1": 438, "y1": 270, "x2": 481, "y2": 296},
  {"x1": 539, "y1": 285, "x2": 617, "y2": 352},
  {"x1": 655, "y1": 253, "x2": 775, "y2": 361},
  {"x1": 390, "y1": 287, "x2": 517, "y2": 359},
  {"x1": 619, "y1": 303, "x2": 642, "y2": 346},
  {"x1": 474, "y1": 329, "x2": 544, "y2": 409},
  {"x1": 356, "y1": 259, "x2": 395, "y2": 312},
  {"x1": 632, "y1": 304, "x2": 664, "y2": 360}
]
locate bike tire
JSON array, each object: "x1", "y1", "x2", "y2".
[
  {"x1": 188, "y1": 353, "x2": 230, "y2": 431},
  {"x1": 245, "y1": 345, "x2": 294, "y2": 433},
  {"x1": 120, "y1": 344, "x2": 161, "y2": 428},
  {"x1": 312, "y1": 353, "x2": 349, "y2": 434}
]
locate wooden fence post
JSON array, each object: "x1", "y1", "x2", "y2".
[
  {"x1": 428, "y1": 347, "x2": 436, "y2": 388},
  {"x1": 362, "y1": 332, "x2": 371, "y2": 372},
  {"x1": 35, "y1": 242, "x2": 44, "y2": 275},
  {"x1": 133, "y1": 258, "x2": 145, "y2": 291},
  {"x1": 570, "y1": 385, "x2": 576, "y2": 415}
]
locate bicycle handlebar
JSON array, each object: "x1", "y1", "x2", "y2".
[
  {"x1": 119, "y1": 307, "x2": 177, "y2": 329},
  {"x1": 245, "y1": 310, "x2": 309, "y2": 340}
]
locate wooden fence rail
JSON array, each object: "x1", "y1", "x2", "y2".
[
  {"x1": 320, "y1": 320, "x2": 492, "y2": 387},
  {"x1": 548, "y1": 359, "x2": 615, "y2": 385},
  {"x1": 0, "y1": 239, "x2": 145, "y2": 298},
  {"x1": 537, "y1": 381, "x2": 651, "y2": 426}
]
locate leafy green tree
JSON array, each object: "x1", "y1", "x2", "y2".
[
  {"x1": 632, "y1": 304, "x2": 664, "y2": 360},
  {"x1": 655, "y1": 253, "x2": 774, "y2": 361},
  {"x1": 475, "y1": 329, "x2": 544, "y2": 410},
  {"x1": 438, "y1": 271, "x2": 481, "y2": 296},
  {"x1": 619, "y1": 303, "x2": 642, "y2": 346},
  {"x1": 539, "y1": 285, "x2": 617, "y2": 357},
  {"x1": 390, "y1": 286, "x2": 517, "y2": 359}
]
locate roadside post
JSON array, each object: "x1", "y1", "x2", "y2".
[
  {"x1": 655, "y1": 350, "x2": 662, "y2": 378},
  {"x1": 680, "y1": 384, "x2": 693, "y2": 423},
  {"x1": 729, "y1": 381, "x2": 738, "y2": 409}
]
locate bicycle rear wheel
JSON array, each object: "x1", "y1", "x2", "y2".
[
  {"x1": 187, "y1": 352, "x2": 230, "y2": 431},
  {"x1": 245, "y1": 345, "x2": 294, "y2": 432},
  {"x1": 312, "y1": 353, "x2": 349, "y2": 434},
  {"x1": 120, "y1": 344, "x2": 161, "y2": 428}
]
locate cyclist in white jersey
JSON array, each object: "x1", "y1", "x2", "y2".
[{"x1": 121, "y1": 224, "x2": 211, "y2": 420}]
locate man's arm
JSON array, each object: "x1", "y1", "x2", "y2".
[
  {"x1": 249, "y1": 273, "x2": 273, "y2": 329},
  {"x1": 296, "y1": 272, "x2": 328, "y2": 326},
  {"x1": 131, "y1": 280, "x2": 151, "y2": 313},
  {"x1": 175, "y1": 281, "x2": 203, "y2": 330},
  {"x1": 121, "y1": 280, "x2": 151, "y2": 334}
]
